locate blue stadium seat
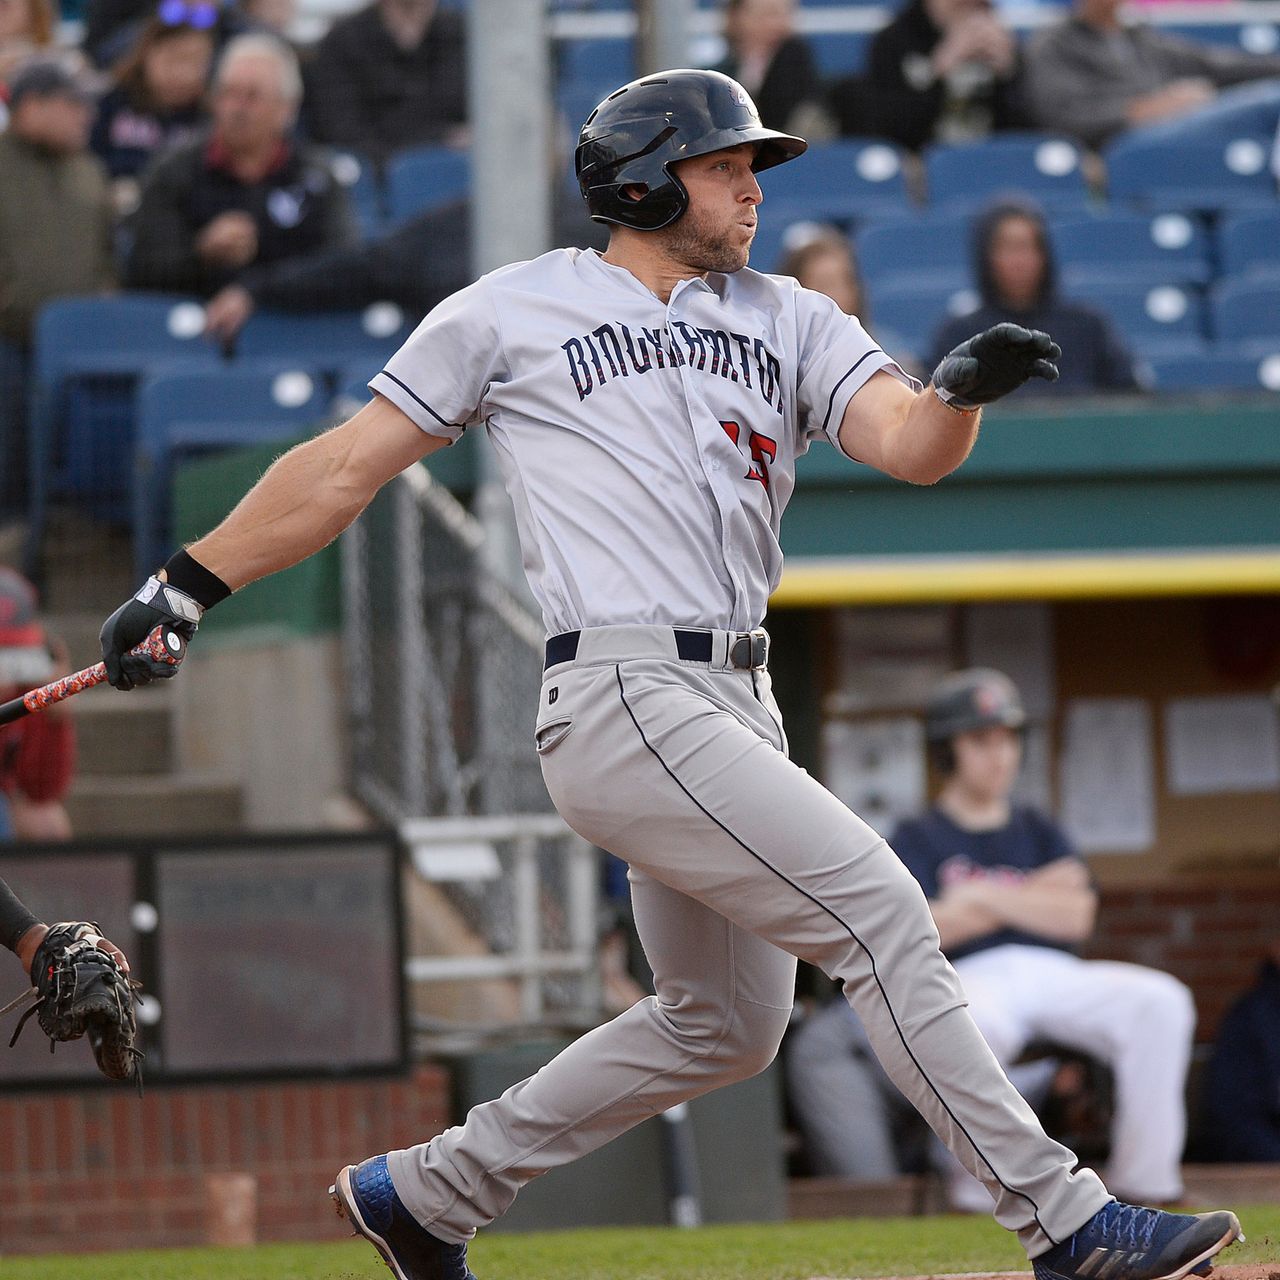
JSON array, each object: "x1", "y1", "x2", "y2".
[
  {"x1": 1081, "y1": 281, "x2": 1207, "y2": 355},
  {"x1": 1210, "y1": 278, "x2": 1280, "y2": 350},
  {"x1": 234, "y1": 306, "x2": 413, "y2": 375},
  {"x1": 1217, "y1": 210, "x2": 1280, "y2": 280},
  {"x1": 1050, "y1": 211, "x2": 1212, "y2": 288},
  {"x1": 757, "y1": 139, "x2": 912, "y2": 225},
  {"x1": 1158, "y1": 20, "x2": 1280, "y2": 53},
  {"x1": 132, "y1": 363, "x2": 329, "y2": 580},
  {"x1": 1105, "y1": 135, "x2": 1277, "y2": 211},
  {"x1": 867, "y1": 281, "x2": 983, "y2": 368},
  {"x1": 557, "y1": 38, "x2": 634, "y2": 95},
  {"x1": 332, "y1": 150, "x2": 386, "y2": 240},
  {"x1": 923, "y1": 134, "x2": 1092, "y2": 212},
  {"x1": 856, "y1": 213, "x2": 974, "y2": 293},
  {"x1": 808, "y1": 31, "x2": 872, "y2": 76},
  {"x1": 25, "y1": 294, "x2": 222, "y2": 573},
  {"x1": 1145, "y1": 349, "x2": 1280, "y2": 392},
  {"x1": 384, "y1": 145, "x2": 471, "y2": 226}
]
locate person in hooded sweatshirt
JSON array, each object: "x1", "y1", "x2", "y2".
[{"x1": 928, "y1": 201, "x2": 1139, "y2": 397}]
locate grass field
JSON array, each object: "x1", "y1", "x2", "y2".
[{"x1": 6, "y1": 1206, "x2": 1278, "y2": 1280}]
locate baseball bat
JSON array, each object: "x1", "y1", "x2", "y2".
[{"x1": 0, "y1": 625, "x2": 187, "y2": 726}]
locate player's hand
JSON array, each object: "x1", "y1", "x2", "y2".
[
  {"x1": 932, "y1": 323, "x2": 1060, "y2": 410},
  {"x1": 100, "y1": 577, "x2": 201, "y2": 691}
]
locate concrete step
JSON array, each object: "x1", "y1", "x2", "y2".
[
  {"x1": 36, "y1": 513, "x2": 136, "y2": 614},
  {"x1": 72, "y1": 689, "x2": 175, "y2": 776},
  {"x1": 65, "y1": 773, "x2": 244, "y2": 839}
]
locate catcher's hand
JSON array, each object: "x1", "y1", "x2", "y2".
[
  {"x1": 4, "y1": 922, "x2": 143, "y2": 1089},
  {"x1": 932, "y1": 322, "x2": 1061, "y2": 410}
]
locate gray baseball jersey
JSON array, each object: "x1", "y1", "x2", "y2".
[
  {"x1": 372, "y1": 248, "x2": 1111, "y2": 1258},
  {"x1": 371, "y1": 246, "x2": 917, "y2": 635}
]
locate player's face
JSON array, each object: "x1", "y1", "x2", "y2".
[
  {"x1": 950, "y1": 724, "x2": 1022, "y2": 802},
  {"x1": 663, "y1": 144, "x2": 763, "y2": 274}
]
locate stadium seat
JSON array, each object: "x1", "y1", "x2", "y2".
[
  {"x1": 556, "y1": 38, "x2": 633, "y2": 97},
  {"x1": 1158, "y1": 19, "x2": 1280, "y2": 53},
  {"x1": 1217, "y1": 210, "x2": 1280, "y2": 280},
  {"x1": 132, "y1": 363, "x2": 329, "y2": 580},
  {"x1": 923, "y1": 134, "x2": 1093, "y2": 212},
  {"x1": 384, "y1": 145, "x2": 471, "y2": 226},
  {"x1": 25, "y1": 293, "x2": 222, "y2": 574},
  {"x1": 234, "y1": 306, "x2": 413, "y2": 375},
  {"x1": 856, "y1": 213, "x2": 974, "y2": 293},
  {"x1": 808, "y1": 31, "x2": 872, "y2": 76},
  {"x1": 1145, "y1": 349, "x2": 1280, "y2": 392},
  {"x1": 1104, "y1": 135, "x2": 1277, "y2": 211},
  {"x1": 332, "y1": 150, "x2": 386, "y2": 240},
  {"x1": 1050, "y1": 212, "x2": 1212, "y2": 288},
  {"x1": 867, "y1": 280, "x2": 982, "y2": 367},
  {"x1": 1210, "y1": 278, "x2": 1280, "y2": 350},
  {"x1": 757, "y1": 139, "x2": 912, "y2": 225},
  {"x1": 1081, "y1": 281, "x2": 1208, "y2": 355}
]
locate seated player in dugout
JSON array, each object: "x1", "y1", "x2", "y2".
[
  {"x1": 94, "y1": 68, "x2": 1242, "y2": 1280},
  {"x1": 893, "y1": 670, "x2": 1197, "y2": 1212}
]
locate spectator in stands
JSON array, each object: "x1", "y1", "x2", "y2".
[
  {"x1": 852, "y1": 0, "x2": 1026, "y2": 150},
  {"x1": 91, "y1": 8, "x2": 218, "y2": 212},
  {"x1": 303, "y1": 0, "x2": 466, "y2": 162},
  {"x1": 714, "y1": 0, "x2": 824, "y2": 136},
  {"x1": 126, "y1": 34, "x2": 357, "y2": 298},
  {"x1": 0, "y1": 0, "x2": 55, "y2": 87},
  {"x1": 1023, "y1": 0, "x2": 1280, "y2": 150},
  {"x1": 235, "y1": 0, "x2": 295, "y2": 41},
  {"x1": 892, "y1": 668, "x2": 1195, "y2": 1210},
  {"x1": 778, "y1": 228, "x2": 865, "y2": 318},
  {"x1": 0, "y1": 569, "x2": 75, "y2": 840},
  {"x1": 0, "y1": 58, "x2": 116, "y2": 515},
  {"x1": 201, "y1": 181, "x2": 607, "y2": 340},
  {"x1": 928, "y1": 201, "x2": 1138, "y2": 397},
  {"x1": 1202, "y1": 938, "x2": 1280, "y2": 1162}
]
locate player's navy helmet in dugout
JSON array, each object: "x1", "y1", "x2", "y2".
[
  {"x1": 925, "y1": 668, "x2": 1027, "y2": 743},
  {"x1": 575, "y1": 68, "x2": 807, "y2": 231}
]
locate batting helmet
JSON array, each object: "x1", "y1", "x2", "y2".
[
  {"x1": 924, "y1": 669, "x2": 1027, "y2": 744},
  {"x1": 575, "y1": 68, "x2": 807, "y2": 231}
]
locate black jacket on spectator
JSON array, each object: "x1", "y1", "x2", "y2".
[
  {"x1": 83, "y1": 0, "x2": 152, "y2": 66},
  {"x1": 863, "y1": 0, "x2": 1025, "y2": 150},
  {"x1": 90, "y1": 86, "x2": 206, "y2": 180},
  {"x1": 927, "y1": 204, "x2": 1139, "y2": 395},
  {"x1": 304, "y1": 4, "x2": 466, "y2": 159},
  {"x1": 126, "y1": 131, "x2": 357, "y2": 296},
  {"x1": 715, "y1": 36, "x2": 819, "y2": 133},
  {"x1": 238, "y1": 193, "x2": 608, "y2": 321}
]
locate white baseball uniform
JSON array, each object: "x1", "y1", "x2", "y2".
[{"x1": 369, "y1": 247, "x2": 1111, "y2": 1257}]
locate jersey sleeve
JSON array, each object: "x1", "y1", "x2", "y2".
[
  {"x1": 793, "y1": 285, "x2": 922, "y2": 457},
  {"x1": 369, "y1": 277, "x2": 506, "y2": 442}
]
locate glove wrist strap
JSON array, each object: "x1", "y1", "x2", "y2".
[
  {"x1": 932, "y1": 383, "x2": 981, "y2": 415},
  {"x1": 135, "y1": 576, "x2": 205, "y2": 624},
  {"x1": 161, "y1": 549, "x2": 231, "y2": 611}
]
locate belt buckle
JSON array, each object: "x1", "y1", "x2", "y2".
[{"x1": 730, "y1": 631, "x2": 768, "y2": 670}]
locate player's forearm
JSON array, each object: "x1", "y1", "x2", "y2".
[
  {"x1": 882, "y1": 388, "x2": 982, "y2": 485},
  {"x1": 0, "y1": 877, "x2": 41, "y2": 959},
  {"x1": 183, "y1": 422, "x2": 375, "y2": 591}
]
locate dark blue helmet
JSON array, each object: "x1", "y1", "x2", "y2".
[{"x1": 575, "y1": 68, "x2": 807, "y2": 231}]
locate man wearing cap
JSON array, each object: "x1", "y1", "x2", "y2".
[
  {"x1": 0, "y1": 568, "x2": 75, "y2": 839},
  {"x1": 0, "y1": 57, "x2": 116, "y2": 517},
  {"x1": 891, "y1": 669, "x2": 1195, "y2": 1212}
]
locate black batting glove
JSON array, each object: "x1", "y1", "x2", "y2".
[
  {"x1": 932, "y1": 323, "x2": 1061, "y2": 411},
  {"x1": 100, "y1": 578, "x2": 201, "y2": 690}
]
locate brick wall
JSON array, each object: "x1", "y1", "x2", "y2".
[
  {"x1": 0, "y1": 1065, "x2": 449, "y2": 1255},
  {"x1": 1083, "y1": 874, "x2": 1280, "y2": 1043}
]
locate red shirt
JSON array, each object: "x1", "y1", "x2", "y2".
[{"x1": 0, "y1": 713, "x2": 75, "y2": 804}]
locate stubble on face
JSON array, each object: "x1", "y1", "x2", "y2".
[{"x1": 655, "y1": 199, "x2": 754, "y2": 275}]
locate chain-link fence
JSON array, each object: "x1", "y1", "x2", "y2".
[
  {"x1": 342, "y1": 461, "x2": 550, "y2": 821},
  {"x1": 342, "y1": 464, "x2": 603, "y2": 1036}
]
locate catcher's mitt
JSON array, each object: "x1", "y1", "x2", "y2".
[{"x1": 2, "y1": 922, "x2": 143, "y2": 1090}]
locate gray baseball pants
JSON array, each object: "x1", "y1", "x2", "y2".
[{"x1": 387, "y1": 626, "x2": 1111, "y2": 1257}]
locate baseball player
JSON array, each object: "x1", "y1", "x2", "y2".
[
  {"x1": 896, "y1": 669, "x2": 1197, "y2": 1212},
  {"x1": 97, "y1": 70, "x2": 1240, "y2": 1280}
]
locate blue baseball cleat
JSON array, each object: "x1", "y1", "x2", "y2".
[
  {"x1": 331, "y1": 1154, "x2": 477, "y2": 1280},
  {"x1": 1033, "y1": 1201, "x2": 1243, "y2": 1280}
]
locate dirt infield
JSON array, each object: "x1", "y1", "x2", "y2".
[{"x1": 806, "y1": 1270, "x2": 1280, "y2": 1280}]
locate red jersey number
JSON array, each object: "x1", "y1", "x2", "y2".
[{"x1": 720, "y1": 421, "x2": 778, "y2": 490}]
